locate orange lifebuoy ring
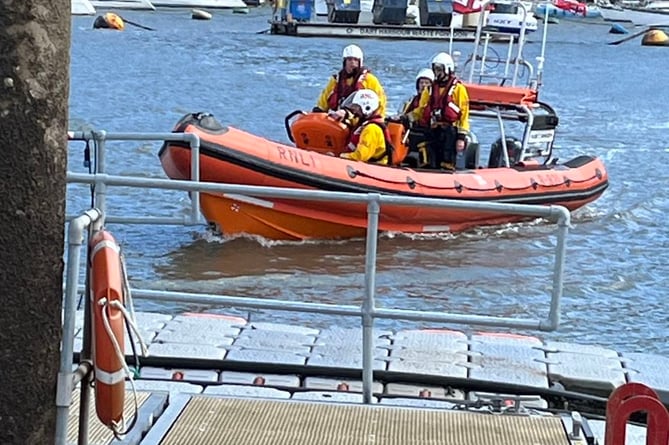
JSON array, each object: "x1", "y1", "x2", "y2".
[{"x1": 89, "y1": 230, "x2": 126, "y2": 429}]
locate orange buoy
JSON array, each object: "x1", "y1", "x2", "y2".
[
  {"x1": 93, "y1": 12, "x2": 125, "y2": 31},
  {"x1": 641, "y1": 29, "x2": 669, "y2": 47},
  {"x1": 89, "y1": 230, "x2": 126, "y2": 429}
]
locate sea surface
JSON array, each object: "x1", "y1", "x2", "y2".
[{"x1": 67, "y1": 9, "x2": 669, "y2": 355}]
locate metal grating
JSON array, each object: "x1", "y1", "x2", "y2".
[
  {"x1": 160, "y1": 396, "x2": 570, "y2": 445},
  {"x1": 67, "y1": 389, "x2": 151, "y2": 445}
]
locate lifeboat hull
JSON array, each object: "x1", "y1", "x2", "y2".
[{"x1": 159, "y1": 113, "x2": 609, "y2": 240}]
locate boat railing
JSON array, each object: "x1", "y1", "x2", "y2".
[
  {"x1": 61, "y1": 130, "x2": 571, "y2": 426},
  {"x1": 466, "y1": 0, "x2": 550, "y2": 90},
  {"x1": 463, "y1": 54, "x2": 535, "y2": 86}
]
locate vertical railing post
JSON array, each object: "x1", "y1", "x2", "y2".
[
  {"x1": 54, "y1": 209, "x2": 103, "y2": 445},
  {"x1": 361, "y1": 195, "x2": 380, "y2": 404},
  {"x1": 187, "y1": 133, "x2": 201, "y2": 225},
  {"x1": 93, "y1": 131, "x2": 108, "y2": 219},
  {"x1": 545, "y1": 206, "x2": 569, "y2": 330}
]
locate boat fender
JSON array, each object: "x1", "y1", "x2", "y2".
[
  {"x1": 192, "y1": 9, "x2": 213, "y2": 20},
  {"x1": 89, "y1": 230, "x2": 126, "y2": 430}
]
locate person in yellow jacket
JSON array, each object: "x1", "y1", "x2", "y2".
[
  {"x1": 338, "y1": 90, "x2": 392, "y2": 165},
  {"x1": 315, "y1": 44, "x2": 387, "y2": 118},
  {"x1": 410, "y1": 52, "x2": 470, "y2": 170},
  {"x1": 401, "y1": 68, "x2": 434, "y2": 116}
]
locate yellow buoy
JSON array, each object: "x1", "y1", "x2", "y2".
[{"x1": 641, "y1": 29, "x2": 669, "y2": 46}]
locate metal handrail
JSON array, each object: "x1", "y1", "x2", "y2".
[{"x1": 59, "y1": 130, "x2": 572, "y2": 444}]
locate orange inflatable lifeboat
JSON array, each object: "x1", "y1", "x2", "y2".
[
  {"x1": 285, "y1": 110, "x2": 408, "y2": 165},
  {"x1": 158, "y1": 112, "x2": 609, "y2": 241},
  {"x1": 89, "y1": 230, "x2": 126, "y2": 430}
]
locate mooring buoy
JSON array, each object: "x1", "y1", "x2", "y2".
[
  {"x1": 608, "y1": 23, "x2": 628, "y2": 34},
  {"x1": 642, "y1": 29, "x2": 669, "y2": 46},
  {"x1": 192, "y1": 8, "x2": 213, "y2": 20}
]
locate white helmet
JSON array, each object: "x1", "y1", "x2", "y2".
[
  {"x1": 431, "y1": 52, "x2": 454, "y2": 74},
  {"x1": 416, "y1": 68, "x2": 435, "y2": 83},
  {"x1": 342, "y1": 44, "x2": 363, "y2": 65},
  {"x1": 341, "y1": 89, "x2": 380, "y2": 117}
]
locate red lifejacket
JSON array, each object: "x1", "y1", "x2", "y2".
[
  {"x1": 327, "y1": 68, "x2": 369, "y2": 111},
  {"x1": 346, "y1": 116, "x2": 394, "y2": 163},
  {"x1": 403, "y1": 94, "x2": 421, "y2": 114},
  {"x1": 422, "y1": 77, "x2": 462, "y2": 126}
]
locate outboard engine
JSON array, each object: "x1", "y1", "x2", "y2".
[
  {"x1": 488, "y1": 137, "x2": 522, "y2": 168},
  {"x1": 459, "y1": 132, "x2": 479, "y2": 170}
]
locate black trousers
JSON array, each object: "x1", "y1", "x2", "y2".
[{"x1": 427, "y1": 125, "x2": 458, "y2": 169}]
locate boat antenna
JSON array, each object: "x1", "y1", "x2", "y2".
[
  {"x1": 534, "y1": 5, "x2": 550, "y2": 95},
  {"x1": 467, "y1": 0, "x2": 489, "y2": 83},
  {"x1": 511, "y1": 1, "x2": 529, "y2": 87}
]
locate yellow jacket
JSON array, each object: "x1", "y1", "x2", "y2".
[
  {"x1": 410, "y1": 80, "x2": 470, "y2": 134},
  {"x1": 340, "y1": 122, "x2": 388, "y2": 165},
  {"x1": 316, "y1": 71, "x2": 387, "y2": 117}
]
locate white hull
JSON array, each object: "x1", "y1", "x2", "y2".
[
  {"x1": 91, "y1": 0, "x2": 156, "y2": 10},
  {"x1": 487, "y1": 12, "x2": 537, "y2": 32},
  {"x1": 72, "y1": 0, "x2": 96, "y2": 15},
  {"x1": 600, "y1": 4, "x2": 669, "y2": 25},
  {"x1": 152, "y1": 0, "x2": 246, "y2": 8}
]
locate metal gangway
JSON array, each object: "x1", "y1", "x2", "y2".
[{"x1": 57, "y1": 129, "x2": 573, "y2": 445}]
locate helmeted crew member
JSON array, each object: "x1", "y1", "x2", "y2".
[
  {"x1": 411, "y1": 52, "x2": 470, "y2": 170},
  {"x1": 315, "y1": 44, "x2": 387, "y2": 118},
  {"x1": 339, "y1": 89, "x2": 393, "y2": 165},
  {"x1": 401, "y1": 68, "x2": 434, "y2": 116}
]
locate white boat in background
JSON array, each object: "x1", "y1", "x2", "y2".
[
  {"x1": 151, "y1": 0, "x2": 247, "y2": 7},
  {"x1": 72, "y1": 0, "x2": 96, "y2": 15},
  {"x1": 91, "y1": 0, "x2": 156, "y2": 10},
  {"x1": 599, "y1": 0, "x2": 669, "y2": 25},
  {"x1": 486, "y1": 0, "x2": 538, "y2": 32},
  {"x1": 534, "y1": 0, "x2": 603, "y2": 20}
]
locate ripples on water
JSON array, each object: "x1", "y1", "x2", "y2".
[{"x1": 68, "y1": 11, "x2": 669, "y2": 354}]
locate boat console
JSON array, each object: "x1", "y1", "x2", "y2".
[{"x1": 461, "y1": 1, "x2": 559, "y2": 168}]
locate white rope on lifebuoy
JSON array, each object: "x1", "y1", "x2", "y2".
[{"x1": 98, "y1": 295, "x2": 148, "y2": 438}]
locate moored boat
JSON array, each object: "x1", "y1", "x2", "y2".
[
  {"x1": 534, "y1": 0, "x2": 603, "y2": 20},
  {"x1": 486, "y1": 1, "x2": 538, "y2": 33},
  {"x1": 90, "y1": 0, "x2": 156, "y2": 10},
  {"x1": 159, "y1": 0, "x2": 608, "y2": 240},
  {"x1": 72, "y1": 0, "x2": 96, "y2": 15},
  {"x1": 599, "y1": 1, "x2": 669, "y2": 24},
  {"x1": 151, "y1": 0, "x2": 246, "y2": 8}
]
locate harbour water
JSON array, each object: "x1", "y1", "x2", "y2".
[{"x1": 68, "y1": 9, "x2": 669, "y2": 355}]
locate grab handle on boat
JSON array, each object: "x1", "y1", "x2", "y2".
[{"x1": 284, "y1": 109, "x2": 307, "y2": 143}]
